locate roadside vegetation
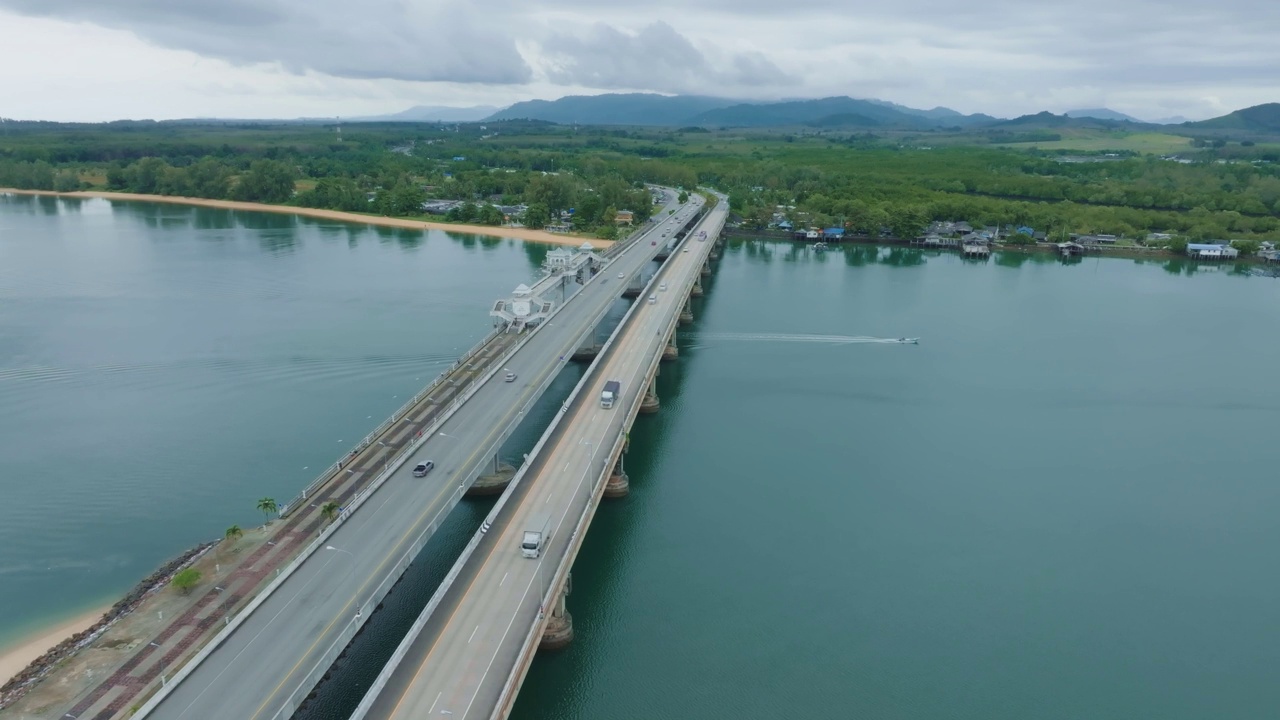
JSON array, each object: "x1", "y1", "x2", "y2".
[{"x1": 1, "y1": 119, "x2": 1279, "y2": 242}]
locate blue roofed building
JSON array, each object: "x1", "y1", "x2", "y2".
[{"x1": 823, "y1": 227, "x2": 845, "y2": 241}]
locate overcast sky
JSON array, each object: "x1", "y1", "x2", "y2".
[{"x1": 1, "y1": 0, "x2": 1277, "y2": 122}]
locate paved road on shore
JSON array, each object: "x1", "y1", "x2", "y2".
[
  {"x1": 360, "y1": 200, "x2": 727, "y2": 720},
  {"x1": 143, "y1": 196, "x2": 703, "y2": 720}
]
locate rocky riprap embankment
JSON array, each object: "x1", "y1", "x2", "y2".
[{"x1": 0, "y1": 540, "x2": 217, "y2": 710}]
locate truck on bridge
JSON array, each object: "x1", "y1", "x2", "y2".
[
  {"x1": 521, "y1": 513, "x2": 552, "y2": 559},
  {"x1": 600, "y1": 380, "x2": 621, "y2": 409}
]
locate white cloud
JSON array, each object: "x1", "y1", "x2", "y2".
[{"x1": 0, "y1": 0, "x2": 1278, "y2": 122}]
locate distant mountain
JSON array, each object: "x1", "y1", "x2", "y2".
[
  {"x1": 486, "y1": 94, "x2": 740, "y2": 126},
  {"x1": 689, "y1": 96, "x2": 936, "y2": 128},
  {"x1": 1065, "y1": 108, "x2": 1142, "y2": 123},
  {"x1": 1185, "y1": 103, "x2": 1280, "y2": 132},
  {"x1": 1152, "y1": 115, "x2": 1191, "y2": 125},
  {"x1": 867, "y1": 100, "x2": 999, "y2": 126},
  {"x1": 352, "y1": 105, "x2": 499, "y2": 123},
  {"x1": 482, "y1": 92, "x2": 1000, "y2": 129},
  {"x1": 991, "y1": 111, "x2": 1145, "y2": 129}
]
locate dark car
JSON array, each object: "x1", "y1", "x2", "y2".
[{"x1": 412, "y1": 461, "x2": 435, "y2": 477}]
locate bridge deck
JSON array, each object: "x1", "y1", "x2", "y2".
[
  {"x1": 133, "y1": 195, "x2": 701, "y2": 720},
  {"x1": 357, "y1": 198, "x2": 727, "y2": 720}
]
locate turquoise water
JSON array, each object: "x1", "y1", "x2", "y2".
[
  {"x1": 5, "y1": 197, "x2": 1279, "y2": 719},
  {"x1": 509, "y1": 242, "x2": 1280, "y2": 720},
  {"x1": 0, "y1": 194, "x2": 546, "y2": 649}
]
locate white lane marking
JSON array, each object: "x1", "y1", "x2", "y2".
[
  {"x1": 468, "y1": 625, "x2": 480, "y2": 644},
  {"x1": 462, "y1": 570, "x2": 539, "y2": 720},
  {"x1": 429, "y1": 692, "x2": 442, "y2": 714},
  {"x1": 544, "y1": 493, "x2": 552, "y2": 504},
  {"x1": 499, "y1": 572, "x2": 509, "y2": 587}
]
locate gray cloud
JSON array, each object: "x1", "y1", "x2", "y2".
[
  {"x1": 0, "y1": 0, "x2": 532, "y2": 84},
  {"x1": 538, "y1": 21, "x2": 795, "y2": 94}
]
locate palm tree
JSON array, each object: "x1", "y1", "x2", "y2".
[
  {"x1": 224, "y1": 525, "x2": 242, "y2": 543},
  {"x1": 320, "y1": 502, "x2": 340, "y2": 524},
  {"x1": 257, "y1": 497, "x2": 277, "y2": 523}
]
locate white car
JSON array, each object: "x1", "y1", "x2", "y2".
[
  {"x1": 682, "y1": 247, "x2": 690, "y2": 253},
  {"x1": 648, "y1": 294, "x2": 657, "y2": 304},
  {"x1": 659, "y1": 283, "x2": 667, "y2": 292},
  {"x1": 617, "y1": 272, "x2": 625, "y2": 279},
  {"x1": 412, "y1": 461, "x2": 435, "y2": 477},
  {"x1": 504, "y1": 370, "x2": 516, "y2": 382}
]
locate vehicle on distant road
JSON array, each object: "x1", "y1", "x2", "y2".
[
  {"x1": 659, "y1": 283, "x2": 667, "y2": 292},
  {"x1": 600, "y1": 379, "x2": 621, "y2": 409},
  {"x1": 504, "y1": 370, "x2": 516, "y2": 382},
  {"x1": 648, "y1": 294, "x2": 657, "y2": 304},
  {"x1": 412, "y1": 461, "x2": 435, "y2": 477},
  {"x1": 617, "y1": 272, "x2": 625, "y2": 279},
  {"x1": 522, "y1": 513, "x2": 552, "y2": 558}
]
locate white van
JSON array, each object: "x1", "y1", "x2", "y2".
[{"x1": 648, "y1": 294, "x2": 657, "y2": 304}]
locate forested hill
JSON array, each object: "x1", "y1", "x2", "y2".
[
  {"x1": 485, "y1": 93, "x2": 996, "y2": 128},
  {"x1": 486, "y1": 94, "x2": 737, "y2": 125},
  {"x1": 1187, "y1": 103, "x2": 1280, "y2": 132}
]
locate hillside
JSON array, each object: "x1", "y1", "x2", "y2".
[
  {"x1": 485, "y1": 93, "x2": 738, "y2": 125},
  {"x1": 689, "y1": 96, "x2": 933, "y2": 128},
  {"x1": 1066, "y1": 108, "x2": 1142, "y2": 122},
  {"x1": 1187, "y1": 103, "x2": 1280, "y2": 132}
]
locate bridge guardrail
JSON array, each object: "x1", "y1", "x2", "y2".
[
  {"x1": 139, "y1": 201, "x2": 690, "y2": 718},
  {"x1": 491, "y1": 198, "x2": 724, "y2": 719},
  {"x1": 279, "y1": 326, "x2": 501, "y2": 517}
]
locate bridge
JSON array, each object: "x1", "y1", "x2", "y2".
[
  {"x1": 128, "y1": 190, "x2": 709, "y2": 720},
  {"x1": 351, "y1": 194, "x2": 728, "y2": 720}
]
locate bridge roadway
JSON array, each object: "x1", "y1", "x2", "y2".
[
  {"x1": 357, "y1": 197, "x2": 728, "y2": 720},
  {"x1": 138, "y1": 193, "x2": 704, "y2": 720}
]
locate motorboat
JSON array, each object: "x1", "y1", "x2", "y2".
[{"x1": 898, "y1": 337, "x2": 920, "y2": 344}]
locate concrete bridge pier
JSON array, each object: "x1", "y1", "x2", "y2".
[
  {"x1": 700, "y1": 262, "x2": 712, "y2": 277},
  {"x1": 604, "y1": 457, "x2": 630, "y2": 498},
  {"x1": 679, "y1": 300, "x2": 694, "y2": 325},
  {"x1": 621, "y1": 274, "x2": 644, "y2": 298},
  {"x1": 661, "y1": 330, "x2": 679, "y2": 361},
  {"x1": 570, "y1": 330, "x2": 601, "y2": 362},
  {"x1": 638, "y1": 380, "x2": 660, "y2": 414},
  {"x1": 466, "y1": 453, "x2": 516, "y2": 496},
  {"x1": 690, "y1": 277, "x2": 705, "y2": 298},
  {"x1": 540, "y1": 579, "x2": 574, "y2": 650}
]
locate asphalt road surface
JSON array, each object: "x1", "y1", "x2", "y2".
[
  {"x1": 361, "y1": 201, "x2": 727, "y2": 720},
  {"x1": 143, "y1": 195, "x2": 702, "y2": 720}
]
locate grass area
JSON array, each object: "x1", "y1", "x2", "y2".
[{"x1": 996, "y1": 131, "x2": 1193, "y2": 154}]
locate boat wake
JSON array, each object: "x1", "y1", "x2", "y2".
[{"x1": 689, "y1": 332, "x2": 918, "y2": 345}]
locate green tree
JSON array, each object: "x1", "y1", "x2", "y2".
[
  {"x1": 320, "y1": 502, "x2": 340, "y2": 523},
  {"x1": 232, "y1": 160, "x2": 296, "y2": 203},
  {"x1": 224, "y1": 525, "x2": 242, "y2": 543},
  {"x1": 257, "y1": 497, "x2": 278, "y2": 522},
  {"x1": 522, "y1": 202, "x2": 550, "y2": 229},
  {"x1": 476, "y1": 203, "x2": 504, "y2": 225},
  {"x1": 678, "y1": 190, "x2": 690, "y2": 204},
  {"x1": 171, "y1": 568, "x2": 202, "y2": 595},
  {"x1": 53, "y1": 171, "x2": 82, "y2": 192}
]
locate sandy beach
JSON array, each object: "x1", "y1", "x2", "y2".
[
  {"x1": 0, "y1": 608, "x2": 107, "y2": 686},
  {"x1": 0, "y1": 189, "x2": 612, "y2": 249}
]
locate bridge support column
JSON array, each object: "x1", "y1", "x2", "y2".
[
  {"x1": 570, "y1": 331, "x2": 600, "y2": 362},
  {"x1": 679, "y1": 300, "x2": 694, "y2": 325},
  {"x1": 639, "y1": 381, "x2": 660, "y2": 414},
  {"x1": 700, "y1": 262, "x2": 712, "y2": 277},
  {"x1": 604, "y1": 458, "x2": 630, "y2": 498},
  {"x1": 467, "y1": 455, "x2": 516, "y2": 496},
  {"x1": 661, "y1": 330, "x2": 678, "y2": 361},
  {"x1": 690, "y1": 277, "x2": 704, "y2": 297},
  {"x1": 540, "y1": 582, "x2": 574, "y2": 650}
]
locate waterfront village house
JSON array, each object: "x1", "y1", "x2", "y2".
[
  {"x1": 1186, "y1": 242, "x2": 1239, "y2": 260},
  {"x1": 823, "y1": 227, "x2": 845, "y2": 241},
  {"x1": 615, "y1": 210, "x2": 634, "y2": 226}
]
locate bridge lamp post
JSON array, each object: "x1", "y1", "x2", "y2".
[
  {"x1": 325, "y1": 545, "x2": 364, "y2": 619},
  {"x1": 377, "y1": 440, "x2": 390, "y2": 474},
  {"x1": 149, "y1": 641, "x2": 168, "y2": 687}
]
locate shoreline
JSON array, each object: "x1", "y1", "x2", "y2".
[
  {"x1": 0, "y1": 607, "x2": 109, "y2": 687},
  {"x1": 0, "y1": 188, "x2": 612, "y2": 249}
]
